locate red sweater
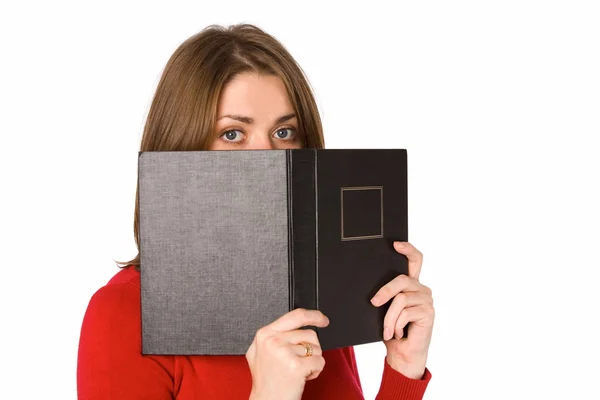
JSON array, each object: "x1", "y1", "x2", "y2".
[{"x1": 77, "y1": 266, "x2": 431, "y2": 399}]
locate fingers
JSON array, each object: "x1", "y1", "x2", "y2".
[
  {"x1": 393, "y1": 304, "x2": 435, "y2": 340},
  {"x1": 282, "y1": 328, "x2": 319, "y2": 344},
  {"x1": 371, "y1": 274, "x2": 430, "y2": 307},
  {"x1": 304, "y1": 356, "x2": 326, "y2": 380},
  {"x1": 250, "y1": 332, "x2": 326, "y2": 381},
  {"x1": 285, "y1": 331, "x2": 325, "y2": 380},
  {"x1": 393, "y1": 241, "x2": 423, "y2": 279},
  {"x1": 266, "y1": 329, "x2": 326, "y2": 380},
  {"x1": 268, "y1": 308, "x2": 330, "y2": 332},
  {"x1": 382, "y1": 291, "x2": 430, "y2": 340},
  {"x1": 282, "y1": 339, "x2": 325, "y2": 381},
  {"x1": 247, "y1": 309, "x2": 330, "y2": 389},
  {"x1": 282, "y1": 329, "x2": 322, "y2": 355},
  {"x1": 291, "y1": 342, "x2": 322, "y2": 358}
]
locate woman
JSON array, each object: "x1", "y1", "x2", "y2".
[{"x1": 77, "y1": 23, "x2": 434, "y2": 399}]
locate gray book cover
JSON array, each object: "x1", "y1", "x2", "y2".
[{"x1": 139, "y1": 148, "x2": 408, "y2": 355}]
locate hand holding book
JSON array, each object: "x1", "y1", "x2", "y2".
[
  {"x1": 247, "y1": 308, "x2": 330, "y2": 400},
  {"x1": 371, "y1": 241, "x2": 434, "y2": 380}
]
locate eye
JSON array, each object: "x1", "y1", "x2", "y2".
[
  {"x1": 220, "y1": 130, "x2": 244, "y2": 143},
  {"x1": 274, "y1": 128, "x2": 296, "y2": 140}
]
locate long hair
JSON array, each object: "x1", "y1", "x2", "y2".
[{"x1": 117, "y1": 24, "x2": 325, "y2": 270}]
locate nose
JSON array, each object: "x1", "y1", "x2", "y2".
[{"x1": 245, "y1": 133, "x2": 275, "y2": 150}]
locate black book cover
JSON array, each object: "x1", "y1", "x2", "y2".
[{"x1": 139, "y1": 148, "x2": 408, "y2": 355}]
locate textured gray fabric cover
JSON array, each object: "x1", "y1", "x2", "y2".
[{"x1": 139, "y1": 150, "x2": 290, "y2": 355}]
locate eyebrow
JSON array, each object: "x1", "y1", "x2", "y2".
[{"x1": 217, "y1": 113, "x2": 297, "y2": 125}]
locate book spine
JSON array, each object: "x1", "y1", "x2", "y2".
[{"x1": 287, "y1": 149, "x2": 318, "y2": 314}]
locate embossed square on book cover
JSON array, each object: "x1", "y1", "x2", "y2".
[{"x1": 139, "y1": 148, "x2": 409, "y2": 355}]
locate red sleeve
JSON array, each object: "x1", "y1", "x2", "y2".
[
  {"x1": 375, "y1": 357, "x2": 432, "y2": 400},
  {"x1": 77, "y1": 282, "x2": 175, "y2": 399}
]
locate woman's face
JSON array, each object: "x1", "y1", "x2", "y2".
[{"x1": 209, "y1": 72, "x2": 304, "y2": 150}]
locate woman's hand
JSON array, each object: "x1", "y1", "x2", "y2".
[
  {"x1": 370, "y1": 241, "x2": 434, "y2": 379},
  {"x1": 246, "y1": 308, "x2": 330, "y2": 400}
]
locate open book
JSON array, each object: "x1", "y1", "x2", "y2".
[{"x1": 139, "y1": 148, "x2": 409, "y2": 355}]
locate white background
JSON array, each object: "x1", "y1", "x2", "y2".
[{"x1": 1, "y1": 1, "x2": 599, "y2": 399}]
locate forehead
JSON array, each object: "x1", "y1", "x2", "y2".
[{"x1": 217, "y1": 72, "x2": 293, "y2": 117}]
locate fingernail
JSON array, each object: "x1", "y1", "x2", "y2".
[
  {"x1": 384, "y1": 326, "x2": 392, "y2": 340},
  {"x1": 371, "y1": 297, "x2": 381, "y2": 306},
  {"x1": 394, "y1": 241, "x2": 406, "y2": 248}
]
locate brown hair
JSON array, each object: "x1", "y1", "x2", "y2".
[{"x1": 116, "y1": 23, "x2": 325, "y2": 270}]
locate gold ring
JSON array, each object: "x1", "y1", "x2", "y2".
[{"x1": 301, "y1": 342, "x2": 313, "y2": 357}]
